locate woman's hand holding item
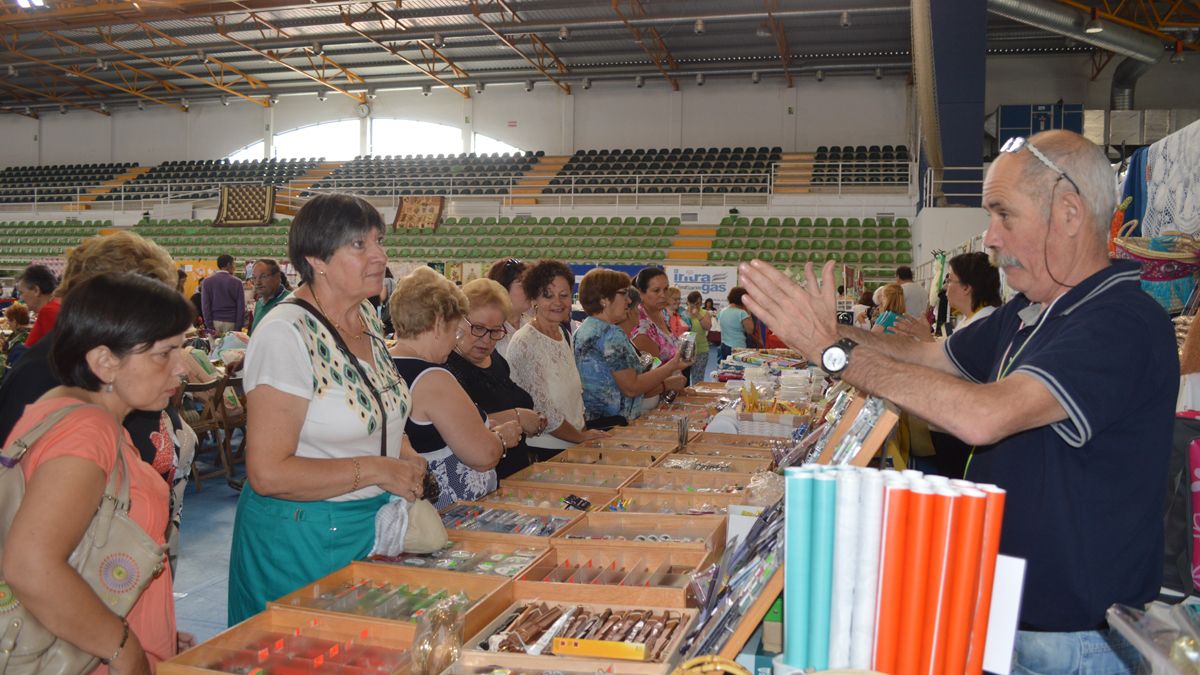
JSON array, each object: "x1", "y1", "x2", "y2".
[
  {"x1": 373, "y1": 456, "x2": 427, "y2": 501},
  {"x1": 493, "y1": 419, "x2": 523, "y2": 449},
  {"x1": 515, "y1": 407, "x2": 547, "y2": 436}
]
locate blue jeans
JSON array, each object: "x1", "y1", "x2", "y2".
[{"x1": 1012, "y1": 629, "x2": 1141, "y2": 675}]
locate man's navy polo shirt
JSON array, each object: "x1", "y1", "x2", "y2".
[{"x1": 944, "y1": 260, "x2": 1178, "y2": 632}]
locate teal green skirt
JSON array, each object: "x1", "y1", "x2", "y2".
[{"x1": 227, "y1": 486, "x2": 388, "y2": 625}]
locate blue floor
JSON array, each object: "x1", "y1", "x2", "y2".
[
  {"x1": 173, "y1": 462, "x2": 243, "y2": 642},
  {"x1": 173, "y1": 347, "x2": 724, "y2": 642}
]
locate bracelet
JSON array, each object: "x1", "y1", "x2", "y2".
[
  {"x1": 492, "y1": 429, "x2": 508, "y2": 453},
  {"x1": 99, "y1": 617, "x2": 130, "y2": 665},
  {"x1": 350, "y1": 458, "x2": 361, "y2": 492}
]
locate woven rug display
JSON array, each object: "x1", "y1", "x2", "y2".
[
  {"x1": 215, "y1": 184, "x2": 275, "y2": 227},
  {"x1": 392, "y1": 196, "x2": 443, "y2": 230}
]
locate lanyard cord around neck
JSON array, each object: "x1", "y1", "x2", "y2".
[{"x1": 963, "y1": 293, "x2": 1063, "y2": 478}]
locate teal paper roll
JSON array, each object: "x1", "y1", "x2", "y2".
[
  {"x1": 808, "y1": 473, "x2": 837, "y2": 670},
  {"x1": 784, "y1": 467, "x2": 814, "y2": 669}
]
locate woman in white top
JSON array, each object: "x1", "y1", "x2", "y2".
[
  {"x1": 229, "y1": 194, "x2": 427, "y2": 624},
  {"x1": 485, "y1": 257, "x2": 531, "y2": 357},
  {"x1": 506, "y1": 260, "x2": 609, "y2": 459},
  {"x1": 895, "y1": 251, "x2": 1002, "y2": 341}
]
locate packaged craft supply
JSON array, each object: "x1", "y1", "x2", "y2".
[
  {"x1": 160, "y1": 607, "x2": 413, "y2": 674},
  {"x1": 269, "y1": 562, "x2": 511, "y2": 642},
  {"x1": 658, "y1": 454, "x2": 774, "y2": 473},
  {"x1": 466, "y1": 598, "x2": 696, "y2": 673},
  {"x1": 370, "y1": 539, "x2": 547, "y2": 578},
  {"x1": 626, "y1": 468, "x2": 751, "y2": 494},
  {"x1": 440, "y1": 504, "x2": 574, "y2": 538},
  {"x1": 556, "y1": 512, "x2": 726, "y2": 555},
  {"x1": 515, "y1": 546, "x2": 710, "y2": 608},
  {"x1": 502, "y1": 462, "x2": 641, "y2": 489},
  {"x1": 411, "y1": 593, "x2": 470, "y2": 675},
  {"x1": 477, "y1": 485, "x2": 619, "y2": 512},
  {"x1": 546, "y1": 446, "x2": 671, "y2": 467}
]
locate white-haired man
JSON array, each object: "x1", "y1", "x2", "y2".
[{"x1": 740, "y1": 130, "x2": 1177, "y2": 673}]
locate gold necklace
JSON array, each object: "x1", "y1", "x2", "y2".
[{"x1": 311, "y1": 287, "x2": 367, "y2": 340}]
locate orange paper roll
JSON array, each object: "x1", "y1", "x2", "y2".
[
  {"x1": 941, "y1": 487, "x2": 988, "y2": 675},
  {"x1": 965, "y1": 484, "x2": 1007, "y2": 675},
  {"x1": 872, "y1": 475, "x2": 912, "y2": 674},
  {"x1": 894, "y1": 481, "x2": 934, "y2": 675},
  {"x1": 918, "y1": 487, "x2": 959, "y2": 675}
]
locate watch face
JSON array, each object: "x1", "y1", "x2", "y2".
[{"x1": 822, "y1": 347, "x2": 847, "y2": 372}]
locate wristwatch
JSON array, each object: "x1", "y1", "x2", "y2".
[{"x1": 820, "y1": 338, "x2": 858, "y2": 377}]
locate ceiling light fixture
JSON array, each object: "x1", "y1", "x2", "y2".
[
  {"x1": 16, "y1": 0, "x2": 31, "y2": 8},
  {"x1": 421, "y1": 84, "x2": 431, "y2": 96},
  {"x1": 840, "y1": 11, "x2": 851, "y2": 28},
  {"x1": 24, "y1": 106, "x2": 31, "y2": 115},
  {"x1": 524, "y1": 80, "x2": 534, "y2": 92},
  {"x1": 875, "y1": 67, "x2": 883, "y2": 80},
  {"x1": 180, "y1": 97, "x2": 188, "y2": 109},
  {"x1": 367, "y1": 89, "x2": 377, "y2": 100},
  {"x1": 558, "y1": 25, "x2": 570, "y2": 41},
  {"x1": 475, "y1": 81, "x2": 485, "y2": 94},
  {"x1": 59, "y1": 104, "x2": 66, "y2": 114},
  {"x1": 756, "y1": 23, "x2": 771, "y2": 39},
  {"x1": 317, "y1": 90, "x2": 327, "y2": 102},
  {"x1": 310, "y1": 41, "x2": 324, "y2": 56},
  {"x1": 693, "y1": 18, "x2": 705, "y2": 35},
  {"x1": 1085, "y1": 8, "x2": 1103, "y2": 34},
  {"x1": 582, "y1": 77, "x2": 592, "y2": 90},
  {"x1": 1171, "y1": 40, "x2": 1185, "y2": 64},
  {"x1": 96, "y1": 57, "x2": 107, "y2": 70},
  {"x1": 99, "y1": 102, "x2": 107, "y2": 113},
  {"x1": 751, "y1": 71, "x2": 761, "y2": 84},
  {"x1": 432, "y1": 32, "x2": 445, "y2": 48},
  {"x1": 816, "y1": 69, "x2": 824, "y2": 81},
  {"x1": 695, "y1": 73, "x2": 705, "y2": 86},
  {"x1": 137, "y1": 100, "x2": 145, "y2": 110},
  {"x1": 6, "y1": 65, "x2": 16, "y2": 77},
  {"x1": 221, "y1": 95, "x2": 229, "y2": 106},
  {"x1": 268, "y1": 95, "x2": 279, "y2": 105}
]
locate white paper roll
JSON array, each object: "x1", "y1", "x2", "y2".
[
  {"x1": 828, "y1": 469, "x2": 862, "y2": 668},
  {"x1": 849, "y1": 470, "x2": 886, "y2": 669}
]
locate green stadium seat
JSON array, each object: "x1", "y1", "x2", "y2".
[
  {"x1": 830, "y1": 218, "x2": 844, "y2": 227},
  {"x1": 796, "y1": 227, "x2": 812, "y2": 239},
  {"x1": 766, "y1": 217, "x2": 780, "y2": 228},
  {"x1": 776, "y1": 239, "x2": 793, "y2": 250},
  {"x1": 878, "y1": 253, "x2": 895, "y2": 264},
  {"x1": 843, "y1": 252, "x2": 860, "y2": 263},
  {"x1": 750, "y1": 217, "x2": 765, "y2": 227},
  {"x1": 782, "y1": 217, "x2": 796, "y2": 227},
  {"x1": 844, "y1": 240, "x2": 860, "y2": 251},
  {"x1": 897, "y1": 253, "x2": 913, "y2": 264},
  {"x1": 717, "y1": 227, "x2": 732, "y2": 238},
  {"x1": 814, "y1": 217, "x2": 828, "y2": 227},
  {"x1": 732, "y1": 227, "x2": 748, "y2": 238},
  {"x1": 860, "y1": 253, "x2": 877, "y2": 264},
  {"x1": 860, "y1": 240, "x2": 877, "y2": 251},
  {"x1": 725, "y1": 251, "x2": 740, "y2": 262},
  {"x1": 792, "y1": 251, "x2": 808, "y2": 263},
  {"x1": 896, "y1": 227, "x2": 911, "y2": 239},
  {"x1": 736, "y1": 217, "x2": 750, "y2": 227},
  {"x1": 709, "y1": 250, "x2": 723, "y2": 261},
  {"x1": 667, "y1": 217, "x2": 681, "y2": 226},
  {"x1": 895, "y1": 241, "x2": 912, "y2": 252}
]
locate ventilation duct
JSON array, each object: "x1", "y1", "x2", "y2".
[
  {"x1": 1110, "y1": 55, "x2": 1160, "y2": 110},
  {"x1": 987, "y1": 0, "x2": 1163, "y2": 63}
]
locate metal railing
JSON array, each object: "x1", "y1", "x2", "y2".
[{"x1": 921, "y1": 165, "x2": 986, "y2": 208}]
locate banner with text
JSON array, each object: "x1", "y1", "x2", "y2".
[{"x1": 665, "y1": 265, "x2": 739, "y2": 310}]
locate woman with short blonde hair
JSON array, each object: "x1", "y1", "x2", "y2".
[{"x1": 389, "y1": 268, "x2": 526, "y2": 503}]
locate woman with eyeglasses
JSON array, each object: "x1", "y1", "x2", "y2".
[
  {"x1": 574, "y1": 269, "x2": 691, "y2": 427},
  {"x1": 485, "y1": 258, "x2": 531, "y2": 357},
  {"x1": 894, "y1": 252, "x2": 1003, "y2": 340},
  {"x1": 228, "y1": 194, "x2": 427, "y2": 625},
  {"x1": 443, "y1": 278, "x2": 547, "y2": 479},
  {"x1": 507, "y1": 260, "x2": 609, "y2": 459},
  {"x1": 388, "y1": 267, "x2": 525, "y2": 506}
]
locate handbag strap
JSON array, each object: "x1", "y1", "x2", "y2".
[
  {"x1": 285, "y1": 296, "x2": 389, "y2": 457},
  {"x1": 0, "y1": 401, "x2": 132, "y2": 509}
]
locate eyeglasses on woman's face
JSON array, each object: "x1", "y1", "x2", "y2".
[{"x1": 463, "y1": 316, "x2": 508, "y2": 340}]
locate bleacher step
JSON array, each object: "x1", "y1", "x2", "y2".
[
  {"x1": 677, "y1": 227, "x2": 716, "y2": 237},
  {"x1": 666, "y1": 250, "x2": 710, "y2": 261}
]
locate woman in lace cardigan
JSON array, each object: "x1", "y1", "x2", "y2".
[{"x1": 505, "y1": 260, "x2": 609, "y2": 460}]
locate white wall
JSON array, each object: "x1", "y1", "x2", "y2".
[
  {"x1": 986, "y1": 54, "x2": 1200, "y2": 111},
  {"x1": 913, "y1": 207, "x2": 990, "y2": 264},
  {"x1": 2, "y1": 75, "x2": 913, "y2": 168},
  {"x1": 0, "y1": 116, "x2": 39, "y2": 166}
]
